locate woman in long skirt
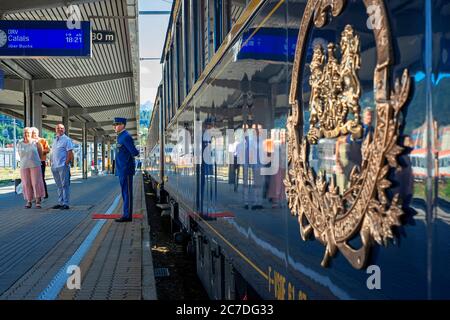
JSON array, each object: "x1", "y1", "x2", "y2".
[{"x1": 18, "y1": 127, "x2": 45, "y2": 208}]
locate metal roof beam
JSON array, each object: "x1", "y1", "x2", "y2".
[
  {"x1": 0, "y1": 60, "x2": 32, "y2": 79},
  {"x1": 42, "y1": 119, "x2": 64, "y2": 126},
  {"x1": 0, "y1": 104, "x2": 23, "y2": 111},
  {"x1": 3, "y1": 72, "x2": 132, "y2": 93},
  {"x1": 69, "y1": 103, "x2": 135, "y2": 115},
  {"x1": 45, "y1": 92, "x2": 70, "y2": 109},
  {"x1": 43, "y1": 119, "x2": 80, "y2": 127},
  {"x1": 0, "y1": 109, "x2": 22, "y2": 119},
  {"x1": 33, "y1": 72, "x2": 133, "y2": 92},
  {"x1": 86, "y1": 119, "x2": 136, "y2": 128},
  {"x1": 1, "y1": 109, "x2": 56, "y2": 133},
  {"x1": 46, "y1": 106, "x2": 64, "y2": 116},
  {"x1": 3, "y1": 78, "x2": 24, "y2": 91},
  {"x1": 86, "y1": 121, "x2": 112, "y2": 129},
  {"x1": 0, "y1": 0, "x2": 102, "y2": 15},
  {"x1": 44, "y1": 118, "x2": 136, "y2": 130}
]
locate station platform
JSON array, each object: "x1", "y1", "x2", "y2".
[{"x1": 0, "y1": 173, "x2": 157, "y2": 300}]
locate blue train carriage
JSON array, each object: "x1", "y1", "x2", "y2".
[
  {"x1": 145, "y1": 84, "x2": 163, "y2": 194},
  {"x1": 144, "y1": 0, "x2": 450, "y2": 299}
]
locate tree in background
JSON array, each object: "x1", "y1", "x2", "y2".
[
  {"x1": 0, "y1": 115, "x2": 23, "y2": 147},
  {"x1": 42, "y1": 128, "x2": 55, "y2": 145},
  {"x1": 0, "y1": 114, "x2": 55, "y2": 147}
]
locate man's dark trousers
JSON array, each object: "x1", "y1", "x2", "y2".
[{"x1": 119, "y1": 174, "x2": 133, "y2": 219}]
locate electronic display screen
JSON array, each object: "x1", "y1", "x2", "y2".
[
  {"x1": 238, "y1": 28, "x2": 298, "y2": 62},
  {"x1": 0, "y1": 20, "x2": 91, "y2": 58}
]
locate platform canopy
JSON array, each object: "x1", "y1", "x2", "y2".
[{"x1": 0, "y1": 0, "x2": 140, "y2": 142}]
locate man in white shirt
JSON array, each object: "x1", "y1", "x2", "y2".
[{"x1": 50, "y1": 124, "x2": 74, "y2": 210}]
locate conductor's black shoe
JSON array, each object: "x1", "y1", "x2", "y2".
[
  {"x1": 61, "y1": 205, "x2": 70, "y2": 210},
  {"x1": 115, "y1": 217, "x2": 132, "y2": 222},
  {"x1": 52, "y1": 204, "x2": 63, "y2": 209}
]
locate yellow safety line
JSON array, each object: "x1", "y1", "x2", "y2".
[
  {"x1": 196, "y1": 213, "x2": 269, "y2": 280},
  {"x1": 173, "y1": 190, "x2": 273, "y2": 281}
]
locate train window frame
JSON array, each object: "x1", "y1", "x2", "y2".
[
  {"x1": 163, "y1": 62, "x2": 169, "y2": 127},
  {"x1": 164, "y1": 60, "x2": 167, "y2": 125},
  {"x1": 190, "y1": 0, "x2": 199, "y2": 83},
  {"x1": 222, "y1": 0, "x2": 232, "y2": 39},
  {"x1": 166, "y1": 57, "x2": 170, "y2": 123},
  {"x1": 173, "y1": 25, "x2": 179, "y2": 111},
  {"x1": 176, "y1": 15, "x2": 185, "y2": 105},
  {"x1": 183, "y1": 0, "x2": 192, "y2": 94},
  {"x1": 170, "y1": 46, "x2": 177, "y2": 118},
  {"x1": 213, "y1": 0, "x2": 223, "y2": 52},
  {"x1": 207, "y1": 0, "x2": 215, "y2": 62},
  {"x1": 201, "y1": 0, "x2": 210, "y2": 66},
  {"x1": 164, "y1": 0, "x2": 265, "y2": 129},
  {"x1": 167, "y1": 62, "x2": 171, "y2": 126},
  {"x1": 197, "y1": 0, "x2": 206, "y2": 74}
]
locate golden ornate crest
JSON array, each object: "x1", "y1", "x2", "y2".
[
  {"x1": 285, "y1": 0, "x2": 411, "y2": 269},
  {"x1": 308, "y1": 25, "x2": 362, "y2": 144}
]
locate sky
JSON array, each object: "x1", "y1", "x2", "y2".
[{"x1": 138, "y1": 0, "x2": 172, "y2": 106}]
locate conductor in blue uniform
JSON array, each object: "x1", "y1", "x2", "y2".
[{"x1": 113, "y1": 117, "x2": 140, "y2": 222}]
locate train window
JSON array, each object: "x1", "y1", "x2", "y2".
[
  {"x1": 193, "y1": 0, "x2": 250, "y2": 79},
  {"x1": 211, "y1": 0, "x2": 248, "y2": 54},
  {"x1": 163, "y1": 63, "x2": 169, "y2": 127},
  {"x1": 167, "y1": 62, "x2": 171, "y2": 125},
  {"x1": 202, "y1": 0, "x2": 211, "y2": 65},
  {"x1": 167, "y1": 57, "x2": 171, "y2": 122},
  {"x1": 213, "y1": 0, "x2": 223, "y2": 51},
  {"x1": 170, "y1": 47, "x2": 177, "y2": 118},
  {"x1": 175, "y1": 17, "x2": 185, "y2": 106},
  {"x1": 183, "y1": 0, "x2": 192, "y2": 94},
  {"x1": 166, "y1": 68, "x2": 169, "y2": 125},
  {"x1": 163, "y1": 65, "x2": 167, "y2": 127},
  {"x1": 226, "y1": 0, "x2": 248, "y2": 30},
  {"x1": 222, "y1": 0, "x2": 232, "y2": 39},
  {"x1": 198, "y1": 0, "x2": 207, "y2": 73},
  {"x1": 190, "y1": 0, "x2": 200, "y2": 83},
  {"x1": 207, "y1": 0, "x2": 216, "y2": 61}
]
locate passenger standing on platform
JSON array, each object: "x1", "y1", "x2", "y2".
[
  {"x1": 248, "y1": 123, "x2": 265, "y2": 210},
  {"x1": 31, "y1": 127, "x2": 50, "y2": 199},
  {"x1": 50, "y1": 124, "x2": 74, "y2": 210},
  {"x1": 113, "y1": 117, "x2": 139, "y2": 222},
  {"x1": 267, "y1": 130, "x2": 287, "y2": 208},
  {"x1": 18, "y1": 127, "x2": 45, "y2": 208}
]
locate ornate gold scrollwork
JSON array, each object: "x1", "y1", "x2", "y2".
[{"x1": 285, "y1": 0, "x2": 411, "y2": 269}]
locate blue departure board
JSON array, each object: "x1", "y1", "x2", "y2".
[
  {"x1": 0, "y1": 20, "x2": 91, "y2": 58},
  {"x1": 238, "y1": 28, "x2": 298, "y2": 63}
]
